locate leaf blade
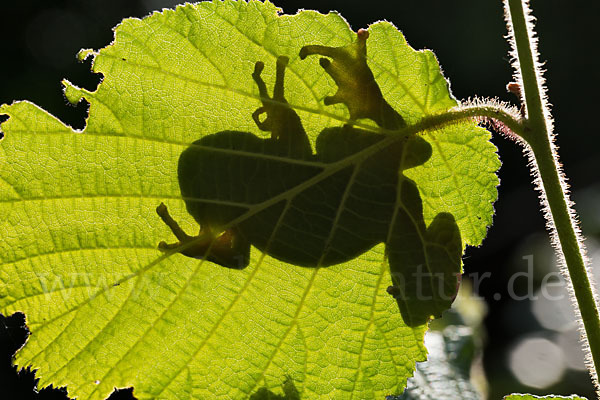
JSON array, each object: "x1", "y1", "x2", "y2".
[{"x1": 0, "y1": 1, "x2": 499, "y2": 398}]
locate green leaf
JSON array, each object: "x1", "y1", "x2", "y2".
[
  {"x1": 504, "y1": 395, "x2": 588, "y2": 400},
  {"x1": 0, "y1": 1, "x2": 499, "y2": 399}
]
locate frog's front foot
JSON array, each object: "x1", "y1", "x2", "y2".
[
  {"x1": 156, "y1": 202, "x2": 250, "y2": 269},
  {"x1": 300, "y1": 29, "x2": 405, "y2": 130},
  {"x1": 250, "y1": 56, "x2": 312, "y2": 159}
]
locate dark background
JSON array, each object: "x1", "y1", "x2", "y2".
[{"x1": 1, "y1": 0, "x2": 599, "y2": 399}]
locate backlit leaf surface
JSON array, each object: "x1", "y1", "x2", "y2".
[{"x1": 0, "y1": 1, "x2": 499, "y2": 398}]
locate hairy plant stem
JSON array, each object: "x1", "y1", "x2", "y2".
[{"x1": 506, "y1": 0, "x2": 600, "y2": 392}]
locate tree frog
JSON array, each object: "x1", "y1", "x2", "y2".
[{"x1": 156, "y1": 30, "x2": 456, "y2": 279}]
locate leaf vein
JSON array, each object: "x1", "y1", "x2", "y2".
[
  {"x1": 87, "y1": 257, "x2": 206, "y2": 399},
  {"x1": 245, "y1": 269, "x2": 320, "y2": 396},
  {"x1": 151, "y1": 258, "x2": 264, "y2": 398}
]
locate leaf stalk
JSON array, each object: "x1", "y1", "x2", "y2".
[{"x1": 505, "y1": 0, "x2": 600, "y2": 394}]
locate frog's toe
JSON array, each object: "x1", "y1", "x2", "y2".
[
  {"x1": 158, "y1": 240, "x2": 179, "y2": 252},
  {"x1": 156, "y1": 202, "x2": 168, "y2": 217},
  {"x1": 276, "y1": 55, "x2": 289, "y2": 68}
]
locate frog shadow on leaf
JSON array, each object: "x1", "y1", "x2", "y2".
[{"x1": 157, "y1": 30, "x2": 462, "y2": 326}]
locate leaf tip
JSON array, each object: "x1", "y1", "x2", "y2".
[
  {"x1": 77, "y1": 48, "x2": 95, "y2": 62},
  {"x1": 62, "y1": 80, "x2": 85, "y2": 106}
]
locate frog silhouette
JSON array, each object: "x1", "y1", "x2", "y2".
[{"x1": 157, "y1": 30, "x2": 462, "y2": 325}]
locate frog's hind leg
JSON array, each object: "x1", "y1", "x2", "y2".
[{"x1": 156, "y1": 202, "x2": 250, "y2": 269}]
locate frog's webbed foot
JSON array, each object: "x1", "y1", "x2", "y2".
[
  {"x1": 251, "y1": 57, "x2": 312, "y2": 158},
  {"x1": 300, "y1": 29, "x2": 405, "y2": 130},
  {"x1": 156, "y1": 202, "x2": 250, "y2": 269}
]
